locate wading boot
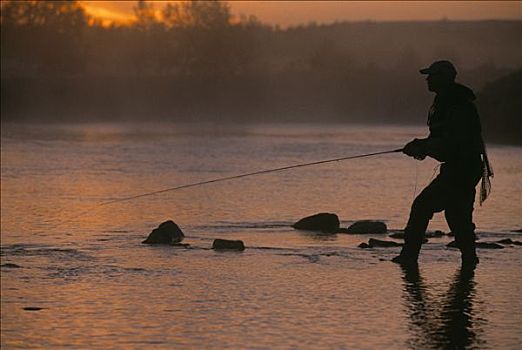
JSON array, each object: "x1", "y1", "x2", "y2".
[
  {"x1": 460, "y1": 246, "x2": 479, "y2": 268},
  {"x1": 392, "y1": 234, "x2": 423, "y2": 265},
  {"x1": 457, "y1": 233, "x2": 479, "y2": 269}
]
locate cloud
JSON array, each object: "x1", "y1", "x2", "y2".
[{"x1": 81, "y1": 1, "x2": 135, "y2": 24}]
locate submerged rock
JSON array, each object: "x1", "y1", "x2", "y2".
[
  {"x1": 427, "y1": 230, "x2": 446, "y2": 238},
  {"x1": 172, "y1": 243, "x2": 191, "y2": 248},
  {"x1": 477, "y1": 242, "x2": 504, "y2": 249},
  {"x1": 447, "y1": 241, "x2": 504, "y2": 249},
  {"x1": 1, "y1": 263, "x2": 22, "y2": 269},
  {"x1": 497, "y1": 238, "x2": 522, "y2": 246},
  {"x1": 389, "y1": 230, "x2": 444, "y2": 239},
  {"x1": 292, "y1": 213, "x2": 340, "y2": 233},
  {"x1": 388, "y1": 232, "x2": 405, "y2": 239},
  {"x1": 23, "y1": 307, "x2": 44, "y2": 311},
  {"x1": 212, "y1": 239, "x2": 245, "y2": 251},
  {"x1": 343, "y1": 220, "x2": 387, "y2": 234},
  {"x1": 142, "y1": 220, "x2": 185, "y2": 245},
  {"x1": 369, "y1": 238, "x2": 402, "y2": 247},
  {"x1": 359, "y1": 238, "x2": 403, "y2": 248}
]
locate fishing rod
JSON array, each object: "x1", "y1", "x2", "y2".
[{"x1": 100, "y1": 148, "x2": 404, "y2": 206}]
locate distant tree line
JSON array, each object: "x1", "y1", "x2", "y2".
[
  {"x1": 1, "y1": 0, "x2": 267, "y2": 78},
  {"x1": 1, "y1": 0, "x2": 520, "y2": 143},
  {"x1": 477, "y1": 70, "x2": 521, "y2": 145}
]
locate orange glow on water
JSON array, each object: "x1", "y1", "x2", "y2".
[{"x1": 2, "y1": 123, "x2": 522, "y2": 348}]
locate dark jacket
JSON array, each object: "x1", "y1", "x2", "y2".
[{"x1": 421, "y1": 83, "x2": 484, "y2": 174}]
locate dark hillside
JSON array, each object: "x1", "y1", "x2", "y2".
[
  {"x1": 477, "y1": 70, "x2": 522, "y2": 145},
  {"x1": 1, "y1": 1, "x2": 520, "y2": 144}
]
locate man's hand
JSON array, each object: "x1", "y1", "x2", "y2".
[{"x1": 403, "y1": 138, "x2": 427, "y2": 160}]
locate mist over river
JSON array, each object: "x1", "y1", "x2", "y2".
[{"x1": 1, "y1": 122, "x2": 521, "y2": 349}]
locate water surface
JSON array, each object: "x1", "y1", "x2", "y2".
[{"x1": 1, "y1": 123, "x2": 521, "y2": 349}]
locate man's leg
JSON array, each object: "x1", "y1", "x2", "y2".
[
  {"x1": 393, "y1": 174, "x2": 447, "y2": 264},
  {"x1": 445, "y1": 181, "x2": 479, "y2": 267}
]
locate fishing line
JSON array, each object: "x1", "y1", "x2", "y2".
[
  {"x1": 411, "y1": 163, "x2": 440, "y2": 202},
  {"x1": 428, "y1": 164, "x2": 441, "y2": 185},
  {"x1": 99, "y1": 148, "x2": 404, "y2": 207},
  {"x1": 412, "y1": 161, "x2": 419, "y2": 202}
]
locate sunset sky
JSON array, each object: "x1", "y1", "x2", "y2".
[{"x1": 81, "y1": 1, "x2": 522, "y2": 27}]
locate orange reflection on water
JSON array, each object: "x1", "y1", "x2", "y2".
[{"x1": 2, "y1": 123, "x2": 522, "y2": 349}]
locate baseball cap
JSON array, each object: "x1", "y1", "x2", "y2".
[{"x1": 419, "y1": 60, "x2": 457, "y2": 79}]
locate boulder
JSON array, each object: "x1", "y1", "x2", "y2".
[
  {"x1": 292, "y1": 213, "x2": 340, "y2": 233},
  {"x1": 343, "y1": 220, "x2": 387, "y2": 234},
  {"x1": 359, "y1": 238, "x2": 403, "y2": 248},
  {"x1": 212, "y1": 239, "x2": 245, "y2": 251},
  {"x1": 142, "y1": 220, "x2": 184, "y2": 245}
]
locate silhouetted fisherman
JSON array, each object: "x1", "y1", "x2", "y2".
[{"x1": 393, "y1": 60, "x2": 493, "y2": 267}]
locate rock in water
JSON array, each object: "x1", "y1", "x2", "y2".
[
  {"x1": 447, "y1": 241, "x2": 458, "y2": 248},
  {"x1": 344, "y1": 220, "x2": 387, "y2": 234},
  {"x1": 369, "y1": 238, "x2": 402, "y2": 247},
  {"x1": 212, "y1": 239, "x2": 245, "y2": 251},
  {"x1": 476, "y1": 242, "x2": 504, "y2": 249},
  {"x1": 23, "y1": 307, "x2": 44, "y2": 311},
  {"x1": 388, "y1": 232, "x2": 405, "y2": 239},
  {"x1": 447, "y1": 240, "x2": 504, "y2": 249},
  {"x1": 1, "y1": 263, "x2": 22, "y2": 269},
  {"x1": 497, "y1": 238, "x2": 522, "y2": 246},
  {"x1": 358, "y1": 239, "x2": 402, "y2": 248},
  {"x1": 426, "y1": 230, "x2": 446, "y2": 238},
  {"x1": 368, "y1": 238, "x2": 401, "y2": 247},
  {"x1": 142, "y1": 220, "x2": 184, "y2": 244},
  {"x1": 292, "y1": 213, "x2": 340, "y2": 233},
  {"x1": 389, "y1": 230, "x2": 442, "y2": 239}
]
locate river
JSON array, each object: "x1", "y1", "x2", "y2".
[{"x1": 1, "y1": 122, "x2": 521, "y2": 349}]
